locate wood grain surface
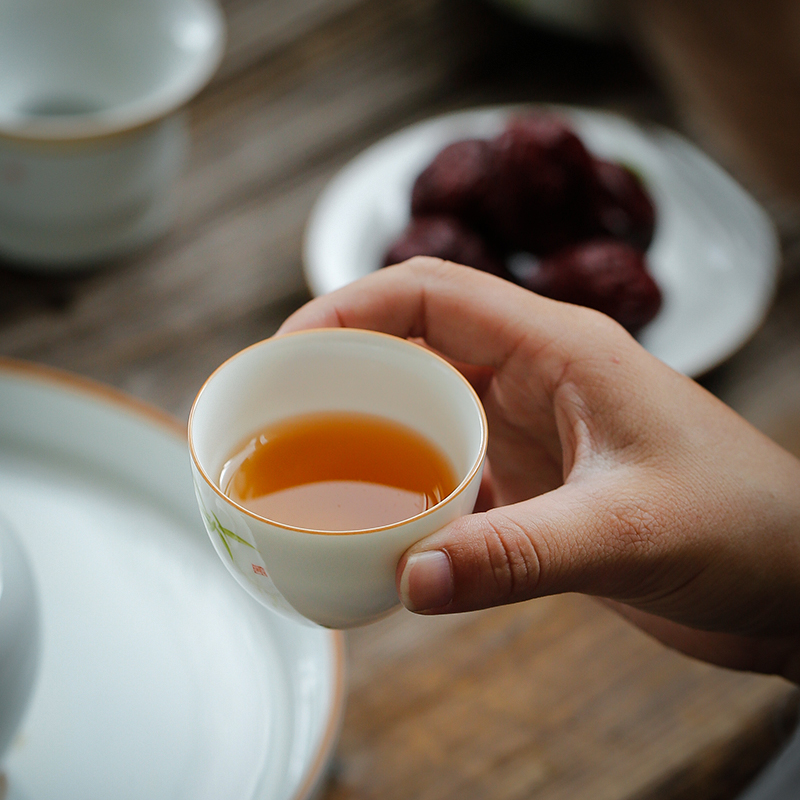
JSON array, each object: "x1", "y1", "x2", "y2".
[{"x1": 2, "y1": 1, "x2": 799, "y2": 798}]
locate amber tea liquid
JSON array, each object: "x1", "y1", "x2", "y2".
[{"x1": 220, "y1": 411, "x2": 458, "y2": 531}]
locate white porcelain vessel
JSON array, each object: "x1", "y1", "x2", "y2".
[
  {"x1": 0, "y1": 513, "x2": 40, "y2": 763},
  {"x1": 189, "y1": 329, "x2": 488, "y2": 629},
  {"x1": 0, "y1": 0, "x2": 226, "y2": 268}
]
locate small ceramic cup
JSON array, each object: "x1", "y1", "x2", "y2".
[
  {"x1": 0, "y1": 0, "x2": 225, "y2": 269},
  {"x1": 189, "y1": 329, "x2": 488, "y2": 629},
  {"x1": 0, "y1": 514, "x2": 41, "y2": 762}
]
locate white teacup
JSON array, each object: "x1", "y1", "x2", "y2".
[
  {"x1": 0, "y1": 0, "x2": 225, "y2": 268},
  {"x1": 189, "y1": 329, "x2": 488, "y2": 629},
  {"x1": 0, "y1": 514, "x2": 40, "y2": 762}
]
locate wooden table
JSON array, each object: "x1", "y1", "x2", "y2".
[{"x1": 2, "y1": 1, "x2": 799, "y2": 798}]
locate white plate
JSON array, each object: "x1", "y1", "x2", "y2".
[
  {"x1": 304, "y1": 105, "x2": 780, "y2": 377},
  {"x1": 0, "y1": 361, "x2": 345, "y2": 800}
]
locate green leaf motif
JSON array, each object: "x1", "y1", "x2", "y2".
[{"x1": 202, "y1": 509, "x2": 255, "y2": 561}]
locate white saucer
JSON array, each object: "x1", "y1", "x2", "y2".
[
  {"x1": 303, "y1": 105, "x2": 780, "y2": 377},
  {"x1": 0, "y1": 361, "x2": 345, "y2": 800}
]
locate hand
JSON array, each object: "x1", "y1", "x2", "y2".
[{"x1": 279, "y1": 258, "x2": 800, "y2": 682}]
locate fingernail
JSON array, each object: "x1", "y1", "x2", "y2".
[{"x1": 400, "y1": 550, "x2": 453, "y2": 612}]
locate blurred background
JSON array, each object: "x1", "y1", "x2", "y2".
[
  {"x1": 2, "y1": 1, "x2": 799, "y2": 798},
  {"x1": 1, "y1": 0, "x2": 797, "y2": 435}
]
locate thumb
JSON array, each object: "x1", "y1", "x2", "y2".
[{"x1": 396, "y1": 480, "x2": 655, "y2": 614}]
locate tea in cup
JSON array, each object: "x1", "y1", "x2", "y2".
[
  {"x1": 0, "y1": 0, "x2": 225, "y2": 268},
  {"x1": 189, "y1": 328, "x2": 487, "y2": 628}
]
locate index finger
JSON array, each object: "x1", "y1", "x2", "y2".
[{"x1": 280, "y1": 257, "x2": 589, "y2": 373}]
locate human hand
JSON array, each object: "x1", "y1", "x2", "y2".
[{"x1": 279, "y1": 258, "x2": 800, "y2": 681}]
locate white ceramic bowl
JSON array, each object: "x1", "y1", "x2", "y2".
[
  {"x1": 0, "y1": 0, "x2": 226, "y2": 268},
  {"x1": 0, "y1": 513, "x2": 40, "y2": 763},
  {"x1": 189, "y1": 329, "x2": 488, "y2": 629}
]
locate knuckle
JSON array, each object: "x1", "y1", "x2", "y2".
[{"x1": 480, "y1": 511, "x2": 543, "y2": 602}]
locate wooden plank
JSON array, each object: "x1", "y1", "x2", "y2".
[
  {"x1": 331, "y1": 596, "x2": 794, "y2": 800},
  {"x1": 215, "y1": 0, "x2": 370, "y2": 82}
]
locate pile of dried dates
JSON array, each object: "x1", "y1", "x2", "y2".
[{"x1": 384, "y1": 114, "x2": 662, "y2": 333}]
